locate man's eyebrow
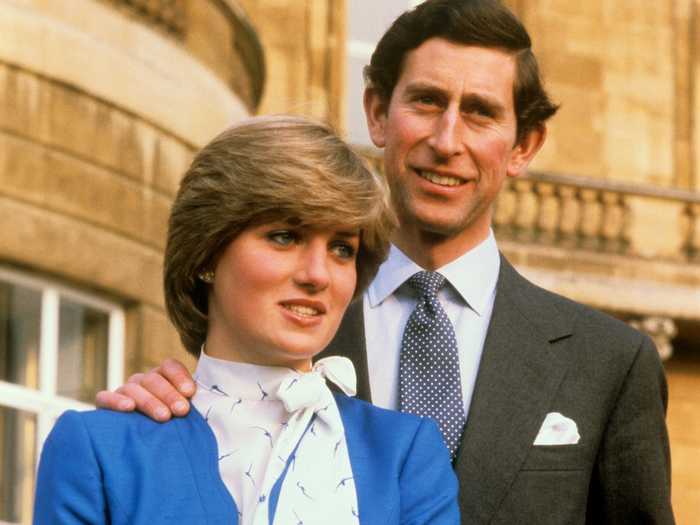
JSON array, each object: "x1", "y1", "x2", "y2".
[
  {"x1": 403, "y1": 81, "x2": 446, "y2": 96},
  {"x1": 460, "y1": 93, "x2": 505, "y2": 117},
  {"x1": 403, "y1": 82, "x2": 506, "y2": 117}
]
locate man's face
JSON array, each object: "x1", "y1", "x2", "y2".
[{"x1": 365, "y1": 38, "x2": 543, "y2": 251}]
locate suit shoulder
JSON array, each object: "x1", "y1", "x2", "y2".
[{"x1": 503, "y1": 259, "x2": 647, "y2": 350}]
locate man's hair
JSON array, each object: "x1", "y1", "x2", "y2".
[
  {"x1": 365, "y1": 0, "x2": 558, "y2": 142},
  {"x1": 164, "y1": 115, "x2": 396, "y2": 355}
]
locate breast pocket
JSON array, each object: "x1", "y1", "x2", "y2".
[
  {"x1": 493, "y1": 445, "x2": 589, "y2": 524},
  {"x1": 521, "y1": 444, "x2": 585, "y2": 471}
]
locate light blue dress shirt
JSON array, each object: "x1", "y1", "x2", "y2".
[{"x1": 364, "y1": 231, "x2": 500, "y2": 415}]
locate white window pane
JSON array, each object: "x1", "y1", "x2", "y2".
[
  {"x1": 0, "y1": 406, "x2": 36, "y2": 525},
  {"x1": 348, "y1": 0, "x2": 415, "y2": 43},
  {"x1": 0, "y1": 281, "x2": 40, "y2": 389},
  {"x1": 345, "y1": 54, "x2": 373, "y2": 145},
  {"x1": 57, "y1": 299, "x2": 109, "y2": 403}
]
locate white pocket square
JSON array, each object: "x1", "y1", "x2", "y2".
[{"x1": 533, "y1": 412, "x2": 580, "y2": 445}]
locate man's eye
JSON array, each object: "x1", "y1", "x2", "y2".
[
  {"x1": 416, "y1": 95, "x2": 437, "y2": 105},
  {"x1": 267, "y1": 231, "x2": 297, "y2": 246},
  {"x1": 331, "y1": 242, "x2": 356, "y2": 259},
  {"x1": 465, "y1": 104, "x2": 494, "y2": 119}
]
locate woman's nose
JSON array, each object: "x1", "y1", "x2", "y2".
[{"x1": 293, "y1": 244, "x2": 330, "y2": 292}]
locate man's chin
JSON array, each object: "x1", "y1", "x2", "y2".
[
  {"x1": 399, "y1": 204, "x2": 491, "y2": 241},
  {"x1": 412, "y1": 213, "x2": 473, "y2": 238}
]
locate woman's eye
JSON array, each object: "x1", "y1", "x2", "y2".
[
  {"x1": 267, "y1": 231, "x2": 297, "y2": 246},
  {"x1": 331, "y1": 242, "x2": 356, "y2": 259}
]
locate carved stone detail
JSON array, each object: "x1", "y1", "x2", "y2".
[{"x1": 628, "y1": 317, "x2": 678, "y2": 361}]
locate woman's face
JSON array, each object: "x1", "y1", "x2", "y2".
[{"x1": 205, "y1": 221, "x2": 360, "y2": 371}]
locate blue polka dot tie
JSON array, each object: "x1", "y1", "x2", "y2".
[{"x1": 399, "y1": 271, "x2": 466, "y2": 459}]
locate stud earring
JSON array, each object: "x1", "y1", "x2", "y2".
[{"x1": 198, "y1": 271, "x2": 215, "y2": 283}]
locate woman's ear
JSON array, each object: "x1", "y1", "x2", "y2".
[
  {"x1": 363, "y1": 87, "x2": 389, "y2": 148},
  {"x1": 506, "y1": 125, "x2": 547, "y2": 178}
]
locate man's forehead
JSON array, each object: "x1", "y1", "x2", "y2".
[{"x1": 397, "y1": 39, "x2": 516, "y2": 100}]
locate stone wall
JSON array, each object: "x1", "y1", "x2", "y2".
[
  {"x1": 0, "y1": 0, "x2": 262, "y2": 374},
  {"x1": 512, "y1": 1, "x2": 682, "y2": 188},
  {"x1": 238, "y1": 0, "x2": 346, "y2": 128}
]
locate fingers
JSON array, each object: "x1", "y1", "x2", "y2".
[
  {"x1": 94, "y1": 372, "x2": 146, "y2": 411},
  {"x1": 115, "y1": 380, "x2": 173, "y2": 422},
  {"x1": 93, "y1": 359, "x2": 195, "y2": 422},
  {"x1": 159, "y1": 358, "x2": 196, "y2": 398},
  {"x1": 95, "y1": 390, "x2": 136, "y2": 412},
  {"x1": 140, "y1": 368, "x2": 192, "y2": 418}
]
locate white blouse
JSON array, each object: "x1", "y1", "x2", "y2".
[{"x1": 192, "y1": 351, "x2": 359, "y2": 525}]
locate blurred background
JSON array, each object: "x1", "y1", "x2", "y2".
[{"x1": 0, "y1": 0, "x2": 698, "y2": 523}]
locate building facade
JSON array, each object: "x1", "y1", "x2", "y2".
[{"x1": 0, "y1": 1, "x2": 697, "y2": 523}]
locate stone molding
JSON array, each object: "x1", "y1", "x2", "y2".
[
  {"x1": 103, "y1": 0, "x2": 187, "y2": 37},
  {"x1": 103, "y1": 0, "x2": 264, "y2": 111},
  {"x1": 0, "y1": 0, "x2": 249, "y2": 147},
  {"x1": 628, "y1": 316, "x2": 678, "y2": 361}
]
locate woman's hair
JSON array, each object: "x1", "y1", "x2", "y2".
[{"x1": 164, "y1": 115, "x2": 396, "y2": 355}]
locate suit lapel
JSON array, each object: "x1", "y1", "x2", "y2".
[
  {"x1": 317, "y1": 298, "x2": 372, "y2": 402},
  {"x1": 455, "y1": 257, "x2": 574, "y2": 524}
]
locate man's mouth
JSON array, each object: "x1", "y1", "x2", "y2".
[
  {"x1": 282, "y1": 304, "x2": 320, "y2": 317},
  {"x1": 417, "y1": 170, "x2": 465, "y2": 187}
]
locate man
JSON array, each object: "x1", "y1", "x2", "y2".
[{"x1": 98, "y1": 1, "x2": 674, "y2": 523}]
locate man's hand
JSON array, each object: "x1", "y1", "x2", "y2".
[{"x1": 95, "y1": 358, "x2": 195, "y2": 422}]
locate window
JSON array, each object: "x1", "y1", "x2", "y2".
[{"x1": 0, "y1": 266, "x2": 124, "y2": 525}]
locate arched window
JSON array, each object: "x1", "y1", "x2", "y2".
[{"x1": 0, "y1": 266, "x2": 124, "y2": 525}]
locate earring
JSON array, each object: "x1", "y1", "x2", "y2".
[{"x1": 198, "y1": 271, "x2": 215, "y2": 283}]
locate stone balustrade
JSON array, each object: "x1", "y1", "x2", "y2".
[{"x1": 494, "y1": 171, "x2": 700, "y2": 263}]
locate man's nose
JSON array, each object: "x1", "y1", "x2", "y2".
[
  {"x1": 293, "y1": 244, "x2": 330, "y2": 292},
  {"x1": 427, "y1": 109, "x2": 465, "y2": 158}
]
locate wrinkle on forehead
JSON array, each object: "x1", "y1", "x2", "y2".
[{"x1": 398, "y1": 38, "x2": 516, "y2": 114}]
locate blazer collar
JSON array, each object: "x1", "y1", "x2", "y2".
[{"x1": 455, "y1": 255, "x2": 576, "y2": 523}]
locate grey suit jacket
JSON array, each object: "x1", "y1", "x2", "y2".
[{"x1": 318, "y1": 255, "x2": 674, "y2": 524}]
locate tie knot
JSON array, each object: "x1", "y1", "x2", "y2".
[{"x1": 407, "y1": 271, "x2": 445, "y2": 298}]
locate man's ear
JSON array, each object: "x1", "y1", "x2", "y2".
[
  {"x1": 363, "y1": 87, "x2": 389, "y2": 148},
  {"x1": 506, "y1": 125, "x2": 547, "y2": 178}
]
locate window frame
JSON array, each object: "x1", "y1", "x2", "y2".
[{"x1": 0, "y1": 264, "x2": 124, "y2": 478}]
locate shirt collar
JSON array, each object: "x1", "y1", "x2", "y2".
[
  {"x1": 194, "y1": 350, "x2": 296, "y2": 401},
  {"x1": 367, "y1": 229, "x2": 500, "y2": 316}
]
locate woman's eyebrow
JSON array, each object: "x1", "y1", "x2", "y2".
[{"x1": 334, "y1": 230, "x2": 360, "y2": 238}]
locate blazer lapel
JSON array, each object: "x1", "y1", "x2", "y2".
[
  {"x1": 317, "y1": 298, "x2": 372, "y2": 402},
  {"x1": 173, "y1": 410, "x2": 239, "y2": 522},
  {"x1": 455, "y1": 257, "x2": 575, "y2": 524}
]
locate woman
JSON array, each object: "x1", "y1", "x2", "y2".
[{"x1": 34, "y1": 116, "x2": 459, "y2": 524}]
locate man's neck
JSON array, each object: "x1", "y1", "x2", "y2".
[{"x1": 392, "y1": 225, "x2": 490, "y2": 270}]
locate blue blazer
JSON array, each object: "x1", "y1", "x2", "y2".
[{"x1": 34, "y1": 393, "x2": 459, "y2": 524}]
